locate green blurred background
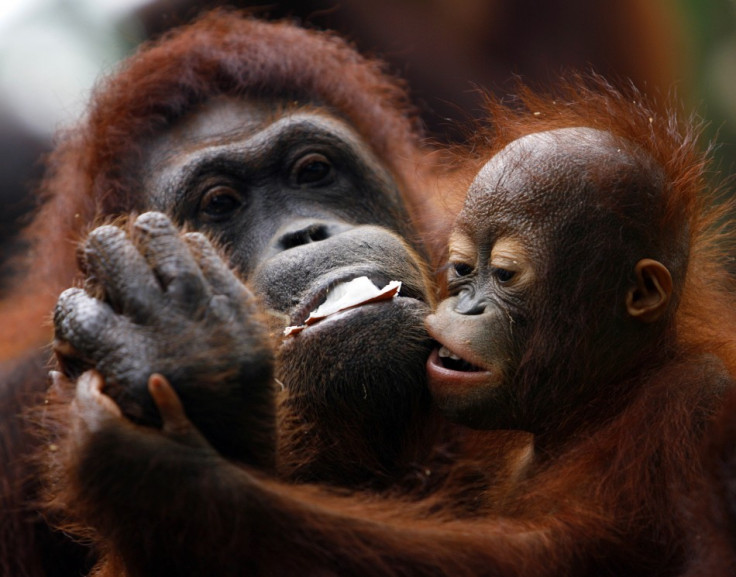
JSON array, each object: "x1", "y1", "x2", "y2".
[{"x1": 679, "y1": 0, "x2": 736, "y2": 177}]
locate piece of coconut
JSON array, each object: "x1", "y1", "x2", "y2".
[{"x1": 283, "y1": 276, "x2": 401, "y2": 337}]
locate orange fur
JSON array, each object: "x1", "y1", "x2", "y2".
[
  {"x1": 0, "y1": 12, "x2": 451, "y2": 577},
  {"x1": 40, "y1": 78, "x2": 736, "y2": 576}
]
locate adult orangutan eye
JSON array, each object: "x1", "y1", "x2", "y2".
[
  {"x1": 293, "y1": 153, "x2": 334, "y2": 186},
  {"x1": 199, "y1": 186, "x2": 243, "y2": 220}
]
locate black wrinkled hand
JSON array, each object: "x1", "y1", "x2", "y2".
[{"x1": 53, "y1": 212, "x2": 275, "y2": 466}]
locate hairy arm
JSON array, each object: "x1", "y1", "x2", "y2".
[{"x1": 50, "y1": 371, "x2": 595, "y2": 577}]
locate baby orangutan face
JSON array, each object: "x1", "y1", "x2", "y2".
[
  {"x1": 426, "y1": 128, "x2": 674, "y2": 431},
  {"x1": 426, "y1": 232, "x2": 533, "y2": 423}
]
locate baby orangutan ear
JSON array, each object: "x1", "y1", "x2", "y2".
[{"x1": 626, "y1": 258, "x2": 673, "y2": 323}]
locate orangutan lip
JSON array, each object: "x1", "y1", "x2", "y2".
[
  {"x1": 426, "y1": 347, "x2": 493, "y2": 387},
  {"x1": 284, "y1": 276, "x2": 403, "y2": 336}
]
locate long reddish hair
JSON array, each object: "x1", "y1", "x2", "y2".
[{"x1": 0, "y1": 10, "x2": 434, "y2": 359}]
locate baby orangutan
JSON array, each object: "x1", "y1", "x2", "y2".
[
  {"x1": 427, "y1": 125, "x2": 690, "y2": 431},
  {"x1": 424, "y1": 99, "x2": 736, "y2": 573}
]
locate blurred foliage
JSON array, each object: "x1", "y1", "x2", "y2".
[{"x1": 677, "y1": 0, "x2": 736, "y2": 181}]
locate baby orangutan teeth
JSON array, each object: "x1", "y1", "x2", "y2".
[
  {"x1": 284, "y1": 277, "x2": 401, "y2": 337},
  {"x1": 437, "y1": 345, "x2": 482, "y2": 372},
  {"x1": 438, "y1": 346, "x2": 462, "y2": 361}
]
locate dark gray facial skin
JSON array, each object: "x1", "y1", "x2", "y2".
[
  {"x1": 54, "y1": 96, "x2": 435, "y2": 478},
  {"x1": 142, "y1": 98, "x2": 417, "y2": 280},
  {"x1": 141, "y1": 95, "x2": 434, "y2": 399}
]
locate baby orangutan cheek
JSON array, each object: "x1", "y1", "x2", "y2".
[{"x1": 426, "y1": 352, "x2": 507, "y2": 428}]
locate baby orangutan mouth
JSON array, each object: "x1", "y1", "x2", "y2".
[
  {"x1": 426, "y1": 338, "x2": 497, "y2": 394},
  {"x1": 284, "y1": 276, "x2": 402, "y2": 336},
  {"x1": 437, "y1": 346, "x2": 484, "y2": 372}
]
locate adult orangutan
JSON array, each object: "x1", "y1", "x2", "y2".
[
  {"x1": 0, "y1": 11, "x2": 468, "y2": 577},
  {"x1": 45, "y1": 79, "x2": 736, "y2": 576}
]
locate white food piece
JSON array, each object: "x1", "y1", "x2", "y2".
[
  {"x1": 283, "y1": 277, "x2": 401, "y2": 337},
  {"x1": 283, "y1": 325, "x2": 305, "y2": 337},
  {"x1": 306, "y1": 277, "x2": 401, "y2": 323}
]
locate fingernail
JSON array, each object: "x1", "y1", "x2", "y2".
[{"x1": 148, "y1": 374, "x2": 164, "y2": 391}]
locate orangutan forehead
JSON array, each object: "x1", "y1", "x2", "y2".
[
  {"x1": 142, "y1": 105, "x2": 394, "y2": 202},
  {"x1": 461, "y1": 127, "x2": 629, "y2": 216},
  {"x1": 472, "y1": 127, "x2": 619, "y2": 189},
  {"x1": 146, "y1": 100, "x2": 379, "y2": 166}
]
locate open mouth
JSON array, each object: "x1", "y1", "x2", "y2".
[
  {"x1": 426, "y1": 343, "x2": 495, "y2": 390},
  {"x1": 283, "y1": 276, "x2": 404, "y2": 336},
  {"x1": 436, "y1": 345, "x2": 485, "y2": 372}
]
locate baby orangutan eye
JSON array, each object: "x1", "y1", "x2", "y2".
[
  {"x1": 493, "y1": 267, "x2": 516, "y2": 283},
  {"x1": 489, "y1": 237, "x2": 528, "y2": 287},
  {"x1": 453, "y1": 262, "x2": 474, "y2": 277}
]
